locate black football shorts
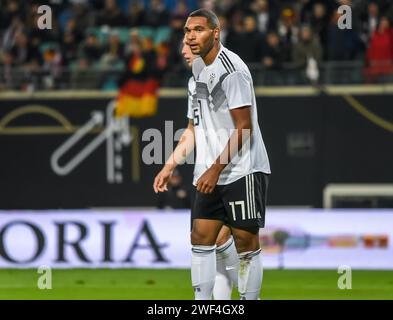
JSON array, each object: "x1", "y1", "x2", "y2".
[{"x1": 191, "y1": 172, "x2": 269, "y2": 230}]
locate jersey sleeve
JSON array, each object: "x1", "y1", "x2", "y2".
[
  {"x1": 187, "y1": 89, "x2": 193, "y2": 120},
  {"x1": 187, "y1": 78, "x2": 194, "y2": 120},
  {"x1": 222, "y1": 71, "x2": 252, "y2": 110}
]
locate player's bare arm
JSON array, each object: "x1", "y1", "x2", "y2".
[
  {"x1": 153, "y1": 120, "x2": 195, "y2": 193},
  {"x1": 196, "y1": 106, "x2": 252, "y2": 194}
]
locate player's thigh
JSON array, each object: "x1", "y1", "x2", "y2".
[
  {"x1": 231, "y1": 226, "x2": 260, "y2": 253},
  {"x1": 191, "y1": 186, "x2": 227, "y2": 245},
  {"x1": 216, "y1": 225, "x2": 232, "y2": 247},
  {"x1": 191, "y1": 218, "x2": 224, "y2": 246}
]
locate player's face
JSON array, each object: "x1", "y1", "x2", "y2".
[
  {"x1": 181, "y1": 41, "x2": 196, "y2": 67},
  {"x1": 184, "y1": 16, "x2": 218, "y2": 57}
]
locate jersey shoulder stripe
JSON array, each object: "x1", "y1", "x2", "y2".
[
  {"x1": 218, "y1": 53, "x2": 235, "y2": 73},
  {"x1": 221, "y1": 50, "x2": 236, "y2": 72},
  {"x1": 218, "y1": 55, "x2": 232, "y2": 74},
  {"x1": 220, "y1": 47, "x2": 252, "y2": 79}
]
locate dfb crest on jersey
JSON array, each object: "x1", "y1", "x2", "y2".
[{"x1": 209, "y1": 73, "x2": 216, "y2": 86}]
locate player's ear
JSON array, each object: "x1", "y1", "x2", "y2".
[{"x1": 214, "y1": 28, "x2": 220, "y2": 41}]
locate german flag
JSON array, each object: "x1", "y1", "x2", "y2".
[{"x1": 115, "y1": 53, "x2": 160, "y2": 118}]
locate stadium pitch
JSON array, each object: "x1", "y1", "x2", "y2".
[{"x1": 0, "y1": 269, "x2": 392, "y2": 300}]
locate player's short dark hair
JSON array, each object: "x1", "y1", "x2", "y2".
[{"x1": 188, "y1": 9, "x2": 220, "y2": 29}]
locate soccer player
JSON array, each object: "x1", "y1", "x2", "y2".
[
  {"x1": 183, "y1": 40, "x2": 238, "y2": 300},
  {"x1": 154, "y1": 8, "x2": 270, "y2": 300},
  {"x1": 153, "y1": 39, "x2": 238, "y2": 300}
]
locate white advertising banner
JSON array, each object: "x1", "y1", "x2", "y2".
[{"x1": 0, "y1": 209, "x2": 392, "y2": 269}]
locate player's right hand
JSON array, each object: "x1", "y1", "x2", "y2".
[{"x1": 153, "y1": 167, "x2": 173, "y2": 193}]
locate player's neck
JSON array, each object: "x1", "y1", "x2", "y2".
[{"x1": 202, "y1": 42, "x2": 220, "y2": 66}]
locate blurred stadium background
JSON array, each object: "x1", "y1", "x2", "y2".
[{"x1": 0, "y1": 0, "x2": 393, "y2": 299}]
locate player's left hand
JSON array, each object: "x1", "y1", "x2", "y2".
[
  {"x1": 153, "y1": 167, "x2": 172, "y2": 193},
  {"x1": 196, "y1": 166, "x2": 220, "y2": 194}
]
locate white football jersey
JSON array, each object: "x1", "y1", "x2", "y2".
[{"x1": 187, "y1": 45, "x2": 270, "y2": 186}]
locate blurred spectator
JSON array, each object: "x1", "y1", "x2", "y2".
[
  {"x1": 301, "y1": 0, "x2": 334, "y2": 22},
  {"x1": 127, "y1": 0, "x2": 146, "y2": 27},
  {"x1": 1, "y1": 15, "x2": 25, "y2": 51},
  {"x1": 277, "y1": 7, "x2": 299, "y2": 62},
  {"x1": 96, "y1": 0, "x2": 127, "y2": 27},
  {"x1": 10, "y1": 31, "x2": 41, "y2": 68},
  {"x1": 365, "y1": 16, "x2": 393, "y2": 82},
  {"x1": 58, "y1": 1, "x2": 92, "y2": 35},
  {"x1": 293, "y1": 25, "x2": 322, "y2": 68},
  {"x1": 300, "y1": 0, "x2": 315, "y2": 22},
  {"x1": 61, "y1": 31, "x2": 79, "y2": 66},
  {"x1": 172, "y1": 0, "x2": 190, "y2": 20},
  {"x1": 199, "y1": 0, "x2": 215, "y2": 11},
  {"x1": 236, "y1": 15, "x2": 264, "y2": 63},
  {"x1": 359, "y1": 1, "x2": 380, "y2": 47},
  {"x1": 250, "y1": 0, "x2": 278, "y2": 34},
  {"x1": 308, "y1": 1, "x2": 330, "y2": 60},
  {"x1": 78, "y1": 33, "x2": 103, "y2": 63},
  {"x1": 72, "y1": 1, "x2": 93, "y2": 31},
  {"x1": 62, "y1": 18, "x2": 84, "y2": 45},
  {"x1": 214, "y1": 0, "x2": 235, "y2": 15},
  {"x1": 0, "y1": 0, "x2": 24, "y2": 30},
  {"x1": 157, "y1": 169, "x2": 191, "y2": 209},
  {"x1": 293, "y1": 25, "x2": 322, "y2": 83},
  {"x1": 167, "y1": 14, "x2": 187, "y2": 72},
  {"x1": 225, "y1": 5, "x2": 245, "y2": 50},
  {"x1": 41, "y1": 45, "x2": 62, "y2": 89},
  {"x1": 125, "y1": 29, "x2": 142, "y2": 56},
  {"x1": 327, "y1": 10, "x2": 361, "y2": 60},
  {"x1": 100, "y1": 30, "x2": 125, "y2": 66},
  {"x1": 261, "y1": 31, "x2": 285, "y2": 69},
  {"x1": 144, "y1": 0, "x2": 169, "y2": 28}
]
